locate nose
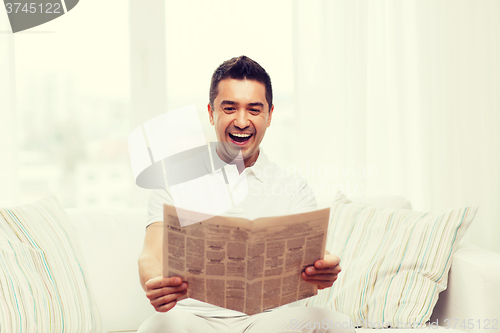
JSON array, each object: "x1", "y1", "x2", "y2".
[{"x1": 233, "y1": 109, "x2": 250, "y2": 129}]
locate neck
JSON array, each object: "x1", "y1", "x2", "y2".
[
  {"x1": 243, "y1": 149, "x2": 259, "y2": 169},
  {"x1": 214, "y1": 147, "x2": 259, "y2": 174}
]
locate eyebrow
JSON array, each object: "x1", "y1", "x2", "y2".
[
  {"x1": 248, "y1": 102, "x2": 265, "y2": 108},
  {"x1": 220, "y1": 100, "x2": 265, "y2": 108}
]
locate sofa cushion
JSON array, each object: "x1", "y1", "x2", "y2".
[
  {"x1": 0, "y1": 196, "x2": 104, "y2": 332},
  {"x1": 300, "y1": 192, "x2": 478, "y2": 328},
  {"x1": 348, "y1": 195, "x2": 412, "y2": 210}
]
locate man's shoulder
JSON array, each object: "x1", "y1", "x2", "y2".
[
  {"x1": 255, "y1": 151, "x2": 309, "y2": 185},
  {"x1": 149, "y1": 188, "x2": 170, "y2": 198}
]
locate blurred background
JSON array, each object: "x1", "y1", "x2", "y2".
[{"x1": 1, "y1": 0, "x2": 499, "y2": 252}]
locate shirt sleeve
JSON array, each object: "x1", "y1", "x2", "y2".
[
  {"x1": 146, "y1": 189, "x2": 174, "y2": 229},
  {"x1": 289, "y1": 174, "x2": 317, "y2": 214}
]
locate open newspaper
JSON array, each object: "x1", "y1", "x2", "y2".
[{"x1": 163, "y1": 204, "x2": 330, "y2": 315}]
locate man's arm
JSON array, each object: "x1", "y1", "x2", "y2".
[{"x1": 138, "y1": 221, "x2": 188, "y2": 312}]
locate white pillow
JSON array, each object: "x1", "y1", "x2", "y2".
[
  {"x1": 300, "y1": 192, "x2": 478, "y2": 329},
  {"x1": 350, "y1": 195, "x2": 412, "y2": 210},
  {"x1": 0, "y1": 196, "x2": 104, "y2": 332}
]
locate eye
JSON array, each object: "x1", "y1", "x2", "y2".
[
  {"x1": 224, "y1": 107, "x2": 236, "y2": 113},
  {"x1": 249, "y1": 109, "x2": 261, "y2": 114}
]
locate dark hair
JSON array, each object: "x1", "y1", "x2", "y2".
[{"x1": 209, "y1": 55, "x2": 273, "y2": 111}]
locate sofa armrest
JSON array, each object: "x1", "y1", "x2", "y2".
[{"x1": 431, "y1": 246, "x2": 500, "y2": 333}]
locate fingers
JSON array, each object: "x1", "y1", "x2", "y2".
[
  {"x1": 304, "y1": 265, "x2": 341, "y2": 276},
  {"x1": 150, "y1": 289, "x2": 188, "y2": 308},
  {"x1": 145, "y1": 276, "x2": 188, "y2": 313},
  {"x1": 301, "y1": 271, "x2": 338, "y2": 289},
  {"x1": 302, "y1": 271, "x2": 339, "y2": 283},
  {"x1": 314, "y1": 254, "x2": 340, "y2": 269},
  {"x1": 146, "y1": 276, "x2": 183, "y2": 290},
  {"x1": 302, "y1": 272, "x2": 339, "y2": 281},
  {"x1": 146, "y1": 281, "x2": 188, "y2": 300},
  {"x1": 301, "y1": 254, "x2": 342, "y2": 289}
]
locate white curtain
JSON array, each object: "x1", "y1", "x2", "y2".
[
  {"x1": 0, "y1": 12, "x2": 20, "y2": 206},
  {"x1": 1, "y1": 0, "x2": 131, "y2": 209},
  {"x1": 293, "y1": 0, "x2": 500, "y2": 253}
]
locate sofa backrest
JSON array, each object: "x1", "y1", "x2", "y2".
[
  {"x1": 67, "y1": 208, "x2": 155, "y2": 332},
  {"x1": 66, "y1": 195, "x2": 413, "y2": 332}
]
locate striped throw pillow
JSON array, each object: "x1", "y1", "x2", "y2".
[
  {"x1": 300, "y1": 193, "x2": 477, "y2": 328},
  {"x1": 0, "y1": 196, "x2": 104, "y2": 332}
]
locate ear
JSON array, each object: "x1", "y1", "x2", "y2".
[
  {"x1": 207, "y1": 103, "x2": 214, "y2": 125},
  {"x1": 267, "y1": 104, "x2": 274, "y2": 127}
]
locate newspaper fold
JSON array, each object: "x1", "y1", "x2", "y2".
[{"x1": 163, "y1": 204, "x2": 330, "y2": 315}]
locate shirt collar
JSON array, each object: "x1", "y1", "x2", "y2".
[
  {"x1": 246, "y1": 148, "x2": 270, "y2": 182},
  {"x1": 202, "y1": 145, "x2": 270, "y2": 182}
]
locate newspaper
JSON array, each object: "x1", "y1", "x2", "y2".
[{"x1": 163, "y1": 204, "x2": 330, "y2": 315}]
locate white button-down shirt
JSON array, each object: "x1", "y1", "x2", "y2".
[{"x1": 146, "y1": 149, "x2": 317, "y2": 317}]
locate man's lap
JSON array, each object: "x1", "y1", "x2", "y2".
[{"x1": 137, "y1": 306, "x2": 355, "y2": 333}]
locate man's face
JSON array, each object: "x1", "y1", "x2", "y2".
[{"x1": 208, "y1": 78, "x2": 273, "y2": 168}]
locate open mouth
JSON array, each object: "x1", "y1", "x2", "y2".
[{"x1": 228, "y1": 132, "x2": 253, "y2": 144}]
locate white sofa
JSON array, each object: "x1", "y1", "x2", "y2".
[{"x1": 66, "y1": 198, "x2": 500, "y2": 333}]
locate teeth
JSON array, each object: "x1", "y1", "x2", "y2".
[{"x1": 231, "y1": 133, "x2": 252, "y2": 138}]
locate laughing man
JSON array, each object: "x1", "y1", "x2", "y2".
[{"x1": 137, "y1": 56, "x2": 354, "y2": 333}]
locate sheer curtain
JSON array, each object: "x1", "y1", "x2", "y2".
[
  {"x1": 293, "y1": 0, "x2": 500, "y2": 253},
  {"x1": 0, "y1": 13, "x2": 20, "y2": 207},
  {"x1": 1, "y1": 0, "x2": 131, "y2": 209}
]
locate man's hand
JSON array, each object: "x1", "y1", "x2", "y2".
[
  {"x1": 145, "y1": 276, "x2": 188, "y2": 312},
  {"x1": 302, "y1": 254, "x2": 341, "y2": 290}
]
